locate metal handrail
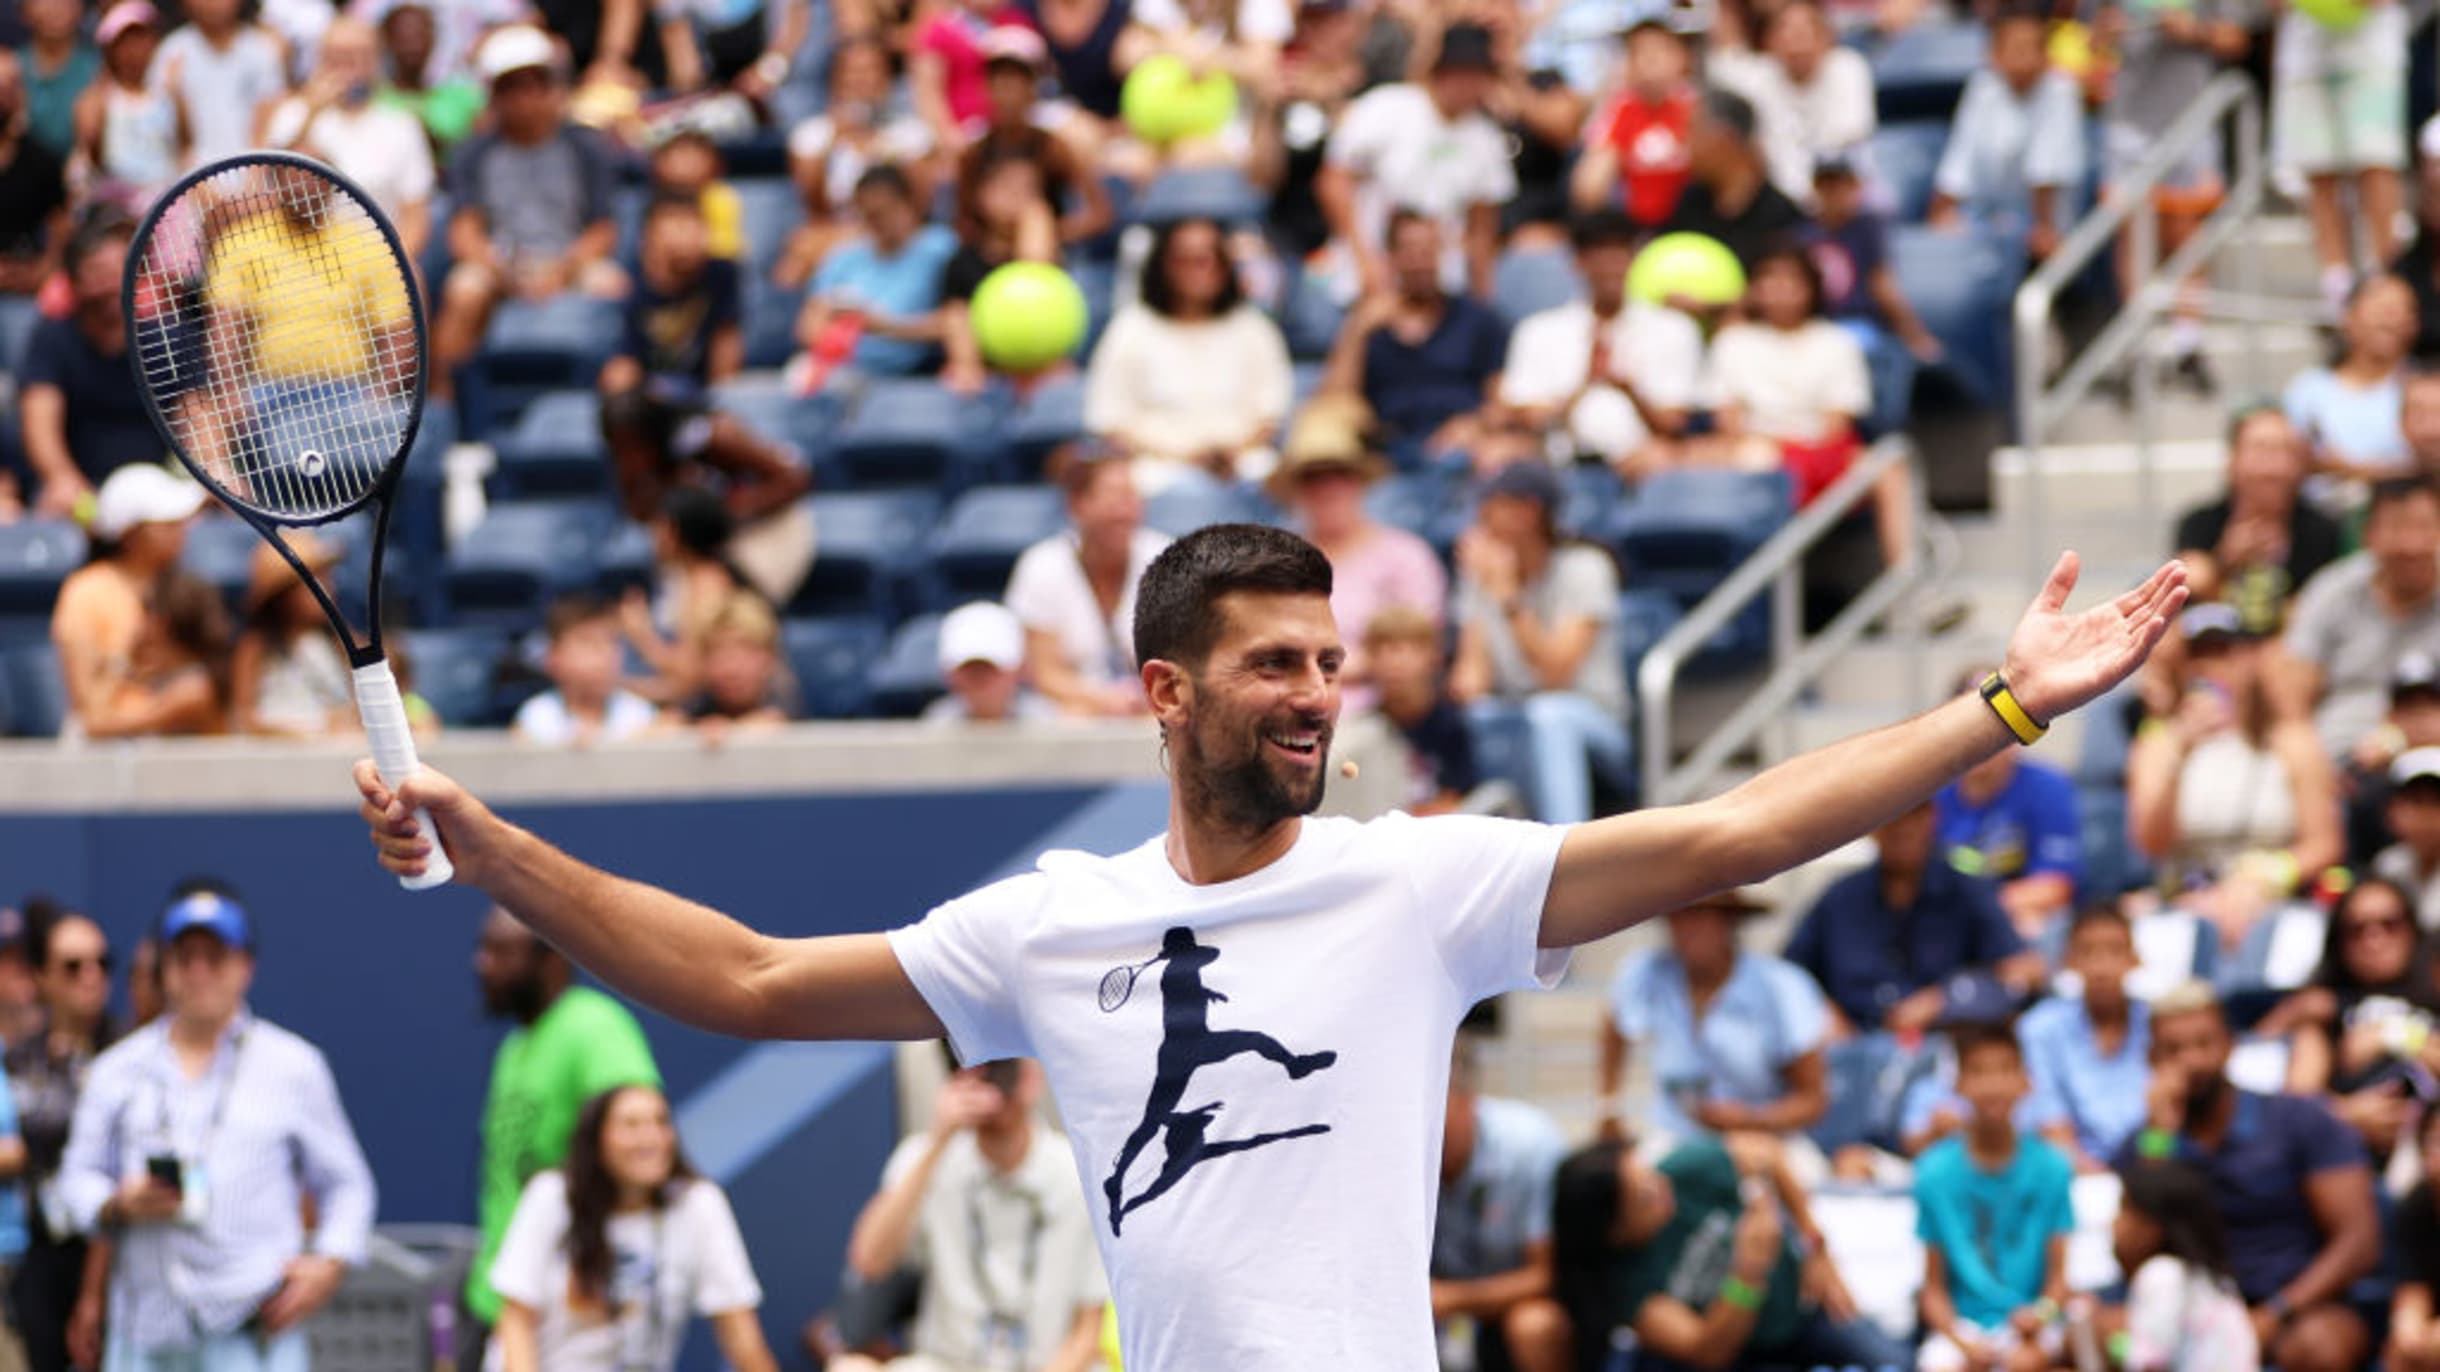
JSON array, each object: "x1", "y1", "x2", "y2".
[
  {"x1": 2012, "y1": 72, "x2": 2265, "y2": 587},
  {"x1": 1636, "y1": 436, "x2": 1932, "y2": 807}
]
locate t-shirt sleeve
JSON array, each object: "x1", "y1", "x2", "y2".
[
  {"x1": 445, "y1": 137, "x2": 491, "y2": 218},
  {"x1": 1641, "y1": 309, "x2": 1705, "y2": 410},
  {"x1": 886, "y1": 874, "x2": 1041, "y2": 1065},
  {"x1": 2283, "y1": 562, "x2": 2346, "y2": 666},
  {"x1": 16, "y1": 319, "x2": 64, "y2": 389},
  {"x1": 486, "y1": 1172, "x2": 569, "y2": 1310},
  {"x1": 1397, "y1": 812, "x2": 1571, "y2": 1002},
  {"x1": 1761, "y1": 957, "x2": 1830, "y2": 1056},
  {"x1": 1003, "y1": 541, "x2": 1062, "y2": 627},
  {"x1": 1932, "y1": 79, "x2": 1986, "y2": 200},
  {"x1": 708, "y1": 260, "x2": 744, "y2": 333},
  {"x1": 2019, "y1": 1011, "x2": 2070, "y2": 1130},
  {"x1": 2292, "y1": 1095, "x2": 2372, "y2": 1173},
  {"x1": 2025, "y1": 75, "x2": 2087, "y2": 190},
  {"x1": 1552, "y1": 548, "x2": 1620, "y2": 625},
  {"x1": 682, "y1": 1183, "x2": 764, "y2": 1316},
  {"x1": 575, "y1": 129, "x2": 617, "y2": 226}
]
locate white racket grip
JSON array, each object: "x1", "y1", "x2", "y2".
[{"x1": 353, "y1": 659, "x2": 455, "y2": 891}]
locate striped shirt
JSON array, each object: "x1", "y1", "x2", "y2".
[{"x1": 58, "y1": 1011, "x2": 376, "y2": 1352}]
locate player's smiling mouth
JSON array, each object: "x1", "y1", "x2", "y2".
[{"x1": 1264, "y1": 730, "x2": 1322, "y2": 759}]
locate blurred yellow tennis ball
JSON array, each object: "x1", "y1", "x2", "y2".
[
  {"x1": 1100, "y1": 1304, "x2": 1122, "y2": 1371},
  {"x1": 1626, "y1": 232, "x2": 1747, "y2": 308},
  {"x1": 72, "y1": 490, "x2": 97, "y2": 528},
  {"x1": 2046, "y1": 20, "x2": 2094, "y2": 76},
  {"x1": 1121, "y1": 54, "x2": 1237, "y2": 145},
  {"x1": 969, "y1": 262, "x2": 1089, "y2": 373},
  {"x1": 2292, "y1": 0, "x2": 2365, "y2": 30}
]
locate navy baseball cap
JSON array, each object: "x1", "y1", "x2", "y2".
[
  {"x1": 160, "y1": 892, "x2": 251, "y2": 950},
  {"x1": 1481, "y1": 460, "x2": 1563, "y2": 510}
]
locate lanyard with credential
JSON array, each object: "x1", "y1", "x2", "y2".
[
  {"x1": 150, "y1": 1026, "x2": 248, "y2": 1162},
  {"x1": 967, "y1": 1175, "x2": 1046, "y2": 1368}
]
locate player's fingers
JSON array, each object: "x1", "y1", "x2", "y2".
[{"x1": 351, "y1": 758, "x2": 390, "y2": 806}]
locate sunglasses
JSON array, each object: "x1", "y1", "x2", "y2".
[{"x1": 53, "y1": 954, "x2": 112, "y2": 976}]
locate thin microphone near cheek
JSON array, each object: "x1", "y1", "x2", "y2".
[{"x1": 1340, "y1": 759, "x2": 1360, "y2": 780}]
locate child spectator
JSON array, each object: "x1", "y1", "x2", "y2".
[
  {"x1": 1808, "y1": 157, "x2": 1942, "y2": 362},
  {"x1": 603, "y1": 191, "x2": 743, "y2": 400},
  {"x1": 2285, "y1": 274, "x2": 2417, "y2": 488},
  {"x1": 1359, "y1": 606, "x2": 1475, "y2": 815},
  {"x1": 17, "y1": 0, "x2": 97, "y2": 160},
  {"x1": 923, "y1": 601, "x2": 1054, "y2": 724},
  {"x1": 910, "y1": 0, "x2": 1016, "y2": 149},
  {"x1": 1928, "y1": 3, "x2": 2085, "y2": 260},
  {"x1": 261, "y1": 16, "x2": 436, "y2": 259},
  {"x1": 778, "y1": 37, "x2": 933, "y2": 289},
  {"x1": 1912, "y1": 1025, "x2": 2074, "y2": 1372},
  {"x1": 648, "y1": 129, "x2": 743, "y2": 262},
  {"x1": 150, "y1": 0, "x2": 287, "y2": 168},
  {"x1": 82, "y1": 569, "x2": 230, "y2": 738},
  {"x1": 231, "y1": 534, "x2": 353, "y2": 738},
  {"x1": 792, "y1": 165, "x2": 958, "y2": 392},
  {"x1": 1432, "y1": 1044, "x2": 1569, "y2": 1372},
  {"x1": 2276, "y1": 0, "x2": 2407, "y2": 314},
  {"x1": 603, "y1": 386, "x2": 814, "y2": 610},
  {"x1": 2023, "y1": 906, "x2": 2152, "y2": 1170},
  {"x1": 620, "y1": 488, "x2": 745, "y2": 706},
  {"x1": 2378, "y1": 751, "x2": 2440, "y2": 928},
  {"x1": 1570, "y1": 19, "x2": 1694, "y2": 228},
  {"x1": 74, "y1": 2, "x2": 181, "y2": 210},
  {"x1": 938, "y1": 142, "x2": 1059, "y2": 391},
  {"x1": 679, "y1": 592, "x2": 789, "y2": 737},
  {"x1": 1936, "y1": 667, "x2": 2084, "y2": 937},
  {"x1": 0, "y1": 50, "x2": 68, "y2": 295},
  {"x1": 513, "y1": 594, "x2": 662, "y2": 747},
  {"x1": 954, "y1": 27, "x2": 1112, "y2": 249},
  {"x1": 2113, "y1": 1159, "x2": 2261, "y2": 1372},
  {"x1": 1499, "y1": 209, "x2": 1703, "y2": 466}
]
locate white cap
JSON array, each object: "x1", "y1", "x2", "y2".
[
  {"x1": 938, "y1": 602, "x2": 1025, "y2": 675},
  {"x1": 91, "y1": 465, "x2": 206, "y2": 540},
  {"x1": 477, "y1": 25, "x2": 559, "y2": 83},
  {"x1": 2397, "y1": 747, "x2": 2440, "y2": 787}
]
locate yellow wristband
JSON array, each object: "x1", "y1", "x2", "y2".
[{"x1": 1980, "y1": 672, "x2": 2047, "y2": 746}]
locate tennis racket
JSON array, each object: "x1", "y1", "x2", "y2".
[
  {"x1": 1098, "y1": 955, "x2": 1163, "y2": 1013},
  {"x1": 122, "y1": 151, "x2": 451, "y2": 890}
]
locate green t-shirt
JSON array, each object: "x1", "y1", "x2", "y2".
[
  {"x1": 467, "y1": 986, "x2": 661, "y2": 1321},
  {"x1": 378, "y1": 80, "x2": 484, "y2": 150},
  {"x1": 1617, "y1": 1140, "x2": 1806, "y2": 1353}
]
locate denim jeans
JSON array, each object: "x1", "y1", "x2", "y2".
[
  {"x1": 1629, "y1": 1307, "x2": 1909, "y2": 1372},
  {"x1": 1520, "y1": 690, "x2": 1633, "y2": 825},
  {"x1": 103, "y1": 1329, "x2": 307, "y2": 1372}
]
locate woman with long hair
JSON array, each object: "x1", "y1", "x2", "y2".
[
  {"x1": 6, "y1": 900, "x2": 120, "y2": 1372},
  {"x1": 230, "y1": 533, "x2": 352, "y2": 737},
  {"x1": 80, "y1": 569, "x2": 229, "y2": 738},
  {"x1": 489, "y1": 1085, "x2": 779, "y2": 1372},
  {"x1": 2281, "y1": 877, "x2": 2438, "y2": 1161},
  {"x1": 2112, "y1": 1160, "x2": 2258, "y2": 1371}
]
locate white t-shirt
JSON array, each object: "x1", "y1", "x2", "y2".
[
  {"x1": 512, "y1": 690, "x2": 661, "y2": 747},
  {"x1": 787, "y1": 114, "x2": 935, "y2": 212},
  {"x1": 1082, "y1": 305, "x2": 1295, "y2": 466},
  {"x1": 1712, "y1": 47, "x2": 1878, "y2": 200},
  {"x1": 1324, "y1": 84, "x2": 1517, "y2": 288},
  {"x1": 1132, "y1": 0, "x2": 1293, "y2": 43},
  {"x1": 1498, "y1": 299, "x2": 1704, "y2": 460},
  {"x1": 886, "y1": 812, "x2": 1570, "y2": 1371},
  {"x1": 1002, "y1": 530, "x2": 1171, "y2": 689},
  {"x1": 1701, "y1": 319, "x2": 1872, "y2": 444},
  {"x1": 487, "y1": 1173, "x2": 763, "y2": 1372},
  {"x1": 151, "y1": 26, "x2": 290, "y2": 167},
  {"x1": 884, "y1": 1129, "x2": 1108, "y2": 1369},
  {"x1": 261, "y1": 97, "x2": 437, "y2": 220}
]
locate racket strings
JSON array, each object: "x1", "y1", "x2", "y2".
[{"x1": 129, "y1": 163, "x2": 420, "y2": 522}]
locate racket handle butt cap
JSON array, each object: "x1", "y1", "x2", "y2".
[{"x1": 353, "y1": 659, "x2": 456, "y2": 892}]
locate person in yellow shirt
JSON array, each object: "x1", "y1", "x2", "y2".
[{"x1": 650, "y1": 128, "x2": 743, "y2": 261}]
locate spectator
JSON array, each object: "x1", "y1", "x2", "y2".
[
  {"x1": 653, "y1": 0, "x2": 805, "y2": 101},
  {"x1": 261, "y1": 16, "x2": 436, "y2": 259},
  {"x1": 2409, "y1": 368, "x2": 2440, "y2": 478},
  {"x1": 620, "y1": 489, "x2": 751, "y2": 706},
  {"x1": 1912, "y1": 1025, "x2": 2073, "y2": 1372},
  {"x1": 1084, "y1": 216, "x2": 1295, "y2": 487},
  {"x1": 73, "y1": 1, "x2": 179, "y2": 210},
  {"x1": 2276, "y1": 0, "x2": 2407, "y2": 315},
  {"x1": 952, "y1": 28, "x2": 1113, "y2": 251},
  {"x1": 910, "y1": 0, "x2": 1018, "y2": 149},
  {"x1": 1265, "y1": 395, "x2": 1444, "y2": 692},
  {"x1": 1483, "y1": 44, "x2": 1589, "y2": 256},
  {"x1": 2397, "y1": 1105, "x2": 2440, "y2": 1372},
  {"x1": 1936, "y1": 670, "x2": 2083, "y2": 938},
  {"x1": 793, "y1": 165, "x2": 959, "y2": 391},
  {"x1": 2347, "y1": 653, "x2": 2440, "y2": 867},
  {"x1": 2378, "y1": 751, "x2": 2440, "y2": 927},
  {"x1": 1569, "y1": 20, "x2": 1694, "y2": 228},
  {"x1": 2118, "y1": 981, "x2": 2378, "y2": 1372},
  {"x1": 602, "y1": 386, "x2": 814, "y2": 611},
  {"x1": 1322, "y1": 211, "x2": 1508, "y2": 463},
  {"x1": 1448, "y1": 461, "x2": 1628, "y2": 826},
  {"x1": 2021, "y1": 906, "x2": 2152, "y2": 1171},
  {"x1": 938, "y1": 141, "x2": 1060, "y2": 390},
  {"x1": 59, "y1": 888, "x2": 375, "y2": 1372},
  {"x1": 1003, "y1": 0, "x2": 1132, "y2": 136},
  {"x1": 1356, "y1": 605, "x2": 1476, "y2": 814},
  {"x1": 464, "y1": 908, "x2": 662, "y2": 1356},
  {"x1": 1711, "y1": 0, "x2": 1875, "y2": 200},
  {"x1": 367, "y1": 0, "x2": 484, "y2": 151},
  {"x1": 1660, "y1": 87, "x2": 1806, "y2": 272},
  {"x1": 16, "y1": 0, "x2": 96, "y2": 161},
  {"x1": 20, "y1": 211, "x2": 165, "y2": 518},
  {"x1": 2284, "y1": 274, "x2": 2417, "y2": 488},
  {"x1": 512, "y1": 594, "x2": 664, "y2": 747},
  {"x1": 1926, "y1": 3, "x2": 2085, "y2": 260},
  {"x1": 491, "y1": 1085, "x2": 779, "y2": 1372},
  {"x1": 1249, "y1": 0, "x2": 1366, "y2": 262},
  {"x1": 81, "y1": 568, "x2": 229, "y2": 738},
  {"x1": 0, "y1": 49, "x2": 68, "y2": 295},
  {"x1": 1549, "y1": 1133, "x2": 1904, "y2": 1372},
  {"x1": 150, "y1": 0, "x2": 288, "y2": 168},
  {"x1": 2277, "y1": 476, "x2": 2440, "y2": 761},
  {"x1": 50, "y1": 465, "x2": 204, "y2": 741},
  {"x1": 779, "y1": 37, "x2": 935, "y2": 289},
  {"x1": 7, "y1": 903, "x2": 120, "y2": 1372},
  {"x1": 231, "y1": 535, "x2": 352, "y2": 738},
  {"x1": 602, "y1": 191, "x2": 744, "y2": 402},
  {"x1": 1004, "y1": 450, "x2": 1168, "y2": 717},
  {"x1": 1498, "y1": 209, "x2": 1703, "y2": 466},
  {"x1": 678, "y1": 591, "x2": 789, "y2": 736},
  {"x1": 2172, "y1": 407, "x2": 2342, "y2": 634},
  {"x1": 647, "y1": 130, "x2": 744, "y2": 263},
  {"x1": 2111, "y1": 1159, "x2": 2261, "y2": 1372},
  {"x1": 2282, "y1": 877, "x2": 2437, "y2": 1168},
  {"x1": 1785, "y1": 798, "x2": 2046, "y2": 1033},
  {"x1": 1432, "y1": 1043, "x2": 1568, "y2": 1372},
  {"x1": 2131, "y1": 604, "x2": 2342, "y2": 944},
  {"x1": 1320, "y1": 20, "x2": 1515, "y2": 299},
  {"x1": 833, "y1": 1055, "x2": 1105, "y2": 1372},
  {"x1": 1807, "y1": 156, "x2": 1943, "y2": 363},
  {"x1": 432, "y1": 27, "x2": 625, "y2": 396},
  {"x1": 923, "y1": 600, "x2": 1056, "y2": 725},
  {"x1": 1598, "y1": 887, "x2": 1829, "y2": 1147}
]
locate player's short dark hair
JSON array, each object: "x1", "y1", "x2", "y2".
[
  {"x1": 2067, "y1": 903, "x2": 2132, "y2": 941},
  {"x1": 1952, "y1": 1022, "x2": 2024, "y2": 1069},
  {"x1": 1698, "y1": 87, "x2": 1756, "y2": 141},
  {"x1": 544, "y1": 592, "x2": 616, "y2": 642},
  {"x1": 1570, "y1": 208, "x2": 1640, "y2": 252},
  {"x1": 2370, "y1": 475, "x2": 2440, "y2": 521},
  {"x1": 1133, "y1": 524, "x2": 1333, "y2": 670},
  {"x1": 854, "y1": 164, "x2": 915, "y2": 203}
]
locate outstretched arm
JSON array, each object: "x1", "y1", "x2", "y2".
[
  {"x1": 355, "y1": 763, "x2": 944, "y2": 1042},
  {"x1": 1541, "y1": 555, "x2": 2185, "y2": 948}
]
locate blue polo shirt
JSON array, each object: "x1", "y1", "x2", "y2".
[
  {"x1": 1914, "y1": 1134, "x2": 2075, "y2": 1327},
  {"x1": 0, "y1": 1072, "x2": 26, "y2": 1259},
  {"x1": 1609, "y1": 948, "x2": 1829, "y2": 1142},
  {"x1": 1935, "y1": 758, "x2": 2084, "y2": 890},
  {"x1": 1362, "y1": 298, "x2": 1509, "y2": 445},
  {"x1": 810, "y1": 224, "x2": 958, "y2": 377},
  {"x1": 2021, "y1": 996, "x2": 2150, "y2": 1162},
  {"x1": 1432, "y1": 1096, "x2": 1564, "y2": 1281},
  {"x1": 2111, "y1": 1090, "x2": 2367, "y2": 1303},
  {"x1": 1782, "y1": 862, "x2": 2024, "y2": 1029}
]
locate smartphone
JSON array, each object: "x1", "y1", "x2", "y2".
[{"x1": 146, "y1": 1155, "x2": 183, "y2": 1193}]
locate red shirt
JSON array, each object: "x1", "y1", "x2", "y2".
[{"x1": 1596, "y1": 88, "x2": 1695, "y2": 227}]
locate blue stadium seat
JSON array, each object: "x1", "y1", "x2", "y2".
[
  {"x1": 1005, "y1": 373, "x2": 1087, "y2": 480},
  {"x1": 482, "y1": 295, "x2": 624, "y2": 386},
  {"x1": 867, "y1": 613, "x2": 946, "y2": 717},
  {"x1": 1291, "y1": 362, "x2": 1328, "y2": 409},
  {"x1": 398, "y1": 626, "x2": 510, "y2": 727},
  {"x1": 443, "y1": 500, "x2": 615, "y2": 626},
  {"x1": 736, "y1": 178, "x2": 802, "y2": 283},
  {"x1": 0, "y1": 651, "x2": 13, "y2": 735},
  {"x1": 493, "y1": 390, "x2": 611, "y2": 498},
  {"x1": 928, "y1": 485, "x2": 1067, "y2": 605},
  {"x1": 744, "y1": 282, "x2": 806, "y2": 370},
  {"x1": 1071, "y1": 257, "x2": 1119, "y2": 358},
  {"x1": 1608, "y1": 470, "x2": 1793, "y2": 664},
  {"x1": 781, "y1": 615, "x2": 887, "y2": 719},
  {"x1": 1891, "y1": 223, "x2": 2019, "y2": 404},
  {"x1": 0, "y1": 519, "x2": 86, "y2": 640},
  {"x1": 1, "y1": 642, "x2": 66, "y2": 737},
  {"x1": 1869, "y1": 120, "x2": 1950, "y2": 223},
  {"x1": 1144, "y1": 481, "x2": 1260, "y2": 538},
  {"x1": 595, "y1": 520, "x2": 655, "y2": 595},
  {"x1": 1363, "y1": 473, "x2": 1451, "y2": 540},
  {"x1": 1492, "y1": 247, "x2": 1585, "y2": 326},
  {"x1": 1431, "y1": 465, "x2": 1627, "y2": 553},
  {"x1": 1850, "y1": 323, "x2": 1920, "y2": 439},
  {"x1": 1617, "y1": 586, "x2": 1682, "y2": 683},
  {"x1": 828, "y1": 378, "x2": 1006, "y2": 490},
  {"x1": 714, "y1": 376, "x2": 837, "y2": 484},
  {"x1": 1129, "y1": 168, "x2": 1267, "y2": 226},
  {"x1": 177, "y1": 515, "x2": 263, "y2": 613},
  {"x1": 791, "y1": 490, "x2": 941, "y2": 617},
  {"x1": 1868, "y1": 18, "x2": 1988, "y2": 123},
  {"x1": 1278, "y1": 273, "x2": 1345, "y2": 361}
]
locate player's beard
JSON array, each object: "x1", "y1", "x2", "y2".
[{"x1": 1177, "y1": 701, "x2": 1331, "y2": 834}]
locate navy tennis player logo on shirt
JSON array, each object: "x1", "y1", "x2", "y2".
[{"x1": 1099, "y1": 927, "x2": 1337, "y2": 1234}]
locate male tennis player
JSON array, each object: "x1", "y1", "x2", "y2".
[{"x1": 357, "y1": 524, "x2": 2184, "y2": 1370}]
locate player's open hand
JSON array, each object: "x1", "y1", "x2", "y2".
[
  {"x1": 354, "y1": 759, "x2": 485, "y2": 885},
  {"x1": 2001, "y1": 554, "x2": 2188, "y2": 725}
]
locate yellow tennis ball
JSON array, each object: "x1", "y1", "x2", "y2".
[
  {"x1": 1122, "y1": 55, "x2": 1237, "y2": 146},
  {"x1": 969, "y1": 262, "x2": 1089, "y2": 373},
  {"x1": 1100, "y1": 1303, "x2": 1122, "y2": 1371},
  {"x1": 72, "y1": 490, "x2": 97, "y2": 528}
]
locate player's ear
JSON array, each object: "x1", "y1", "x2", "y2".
[{"x1": 1144, "y1": 657, "x2": 1191, "y2": 725}]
